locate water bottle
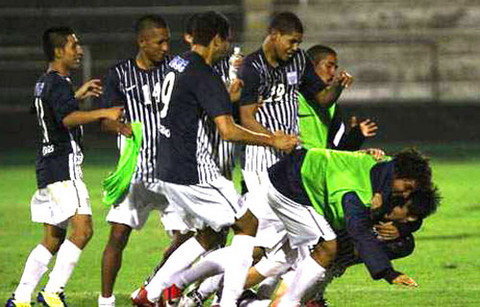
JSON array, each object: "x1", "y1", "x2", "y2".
[{"x1": 228, "y1": 46, "x2": 242, "y2": 82}]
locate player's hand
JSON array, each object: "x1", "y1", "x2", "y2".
[
  {"x1": 231, "y1": 55, "x2": 244, "y2": 69},
  {"x1": 334, "y1": 70, "x2": 354, "y2": 88},
  {"x1": 228, "y1": 78, "x2": 243, "y2": 103},
  {"x1": 75, "y1": 79, "x2": 102, "y2": 100},
  {"x1": 118, "y1": 122, "x2": 133, "y2": 137},
  {"x1": 272, "y1": 130, "x2": 298, "y2": 153},
  {"x1": 375, "y1": 221, "x2": 400, "y2": 241},
  {"x1": 392, "y1": 274, "x2": 418, "y2": 288},
  {"x1": 359, "y1": 119, "x2": 378, "y2": 137},
  {"x1": 360, "y1": 148, "x2": 385, "y2": 161},
  {"x1": 103, "y1": 107, "x2": 124, "y2": 121}
]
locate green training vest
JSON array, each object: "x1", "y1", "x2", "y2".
[
  {"x1": 300, "y1": 149, "x2": 388, "y2": 229},
  {"x1": 298, "y1": 92, "x2": 336, "y2": 150}
]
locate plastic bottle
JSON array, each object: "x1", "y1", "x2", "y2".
[{"x1": 228, "y1": 46, "x2": 242, "y2": 82}]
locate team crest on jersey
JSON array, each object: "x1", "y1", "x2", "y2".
[
  {"x1": 34, "y1": 82, "x2": 45, "y2": 96},
  {"x1": 169, "y1": 56, "x2": 189, "y2": 73},
  {"x1": 287, "y1": 71, "x2": 298, "y2": 85}
]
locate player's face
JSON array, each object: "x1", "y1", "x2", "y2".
[
  {"x1": 315, "y1": 53, "x2": 338, "y2": 84},
  {"x1": 60, "y1": 34, "x2": 83, "y2": 70},
  {"x1": 212, "y1": 34, "x2": 231, "y2": 62},
  {"x1": 140, "y1": 27, "x2": 170, "y2": 63},
  {"x1": 273, "y1": 31, "x2": 303, "y2": 62},
  {"x1": 391, "y1": 178, "x2": 417, "y2": 199},
  {"x1": 384, "y1": 204, "x2": 417, "y2": 223}
]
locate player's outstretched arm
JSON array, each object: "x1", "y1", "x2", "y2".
[
  {"x1": 239, "y1": 103, "x2": 273, "y2": 136},
  {"x1": 63, "y1": 107, "x2": 123, "y2": 128},
  {"x1": 215, "y1": 114, "x2": 297, "y2": 152},
  {"x1": 100, "y1": 119, "x2": 133, "y2": 137},
  {"x1": 75, "y1": 79, "x2": 103, "y2": 100}
]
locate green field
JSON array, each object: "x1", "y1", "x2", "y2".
[{"x1": 1, "y1": 147, "x2": 480, "y2": 306}]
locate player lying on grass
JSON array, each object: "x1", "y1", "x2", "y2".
[{"x1": 6, "y1": 26, "x2": 122, "y2": 307}]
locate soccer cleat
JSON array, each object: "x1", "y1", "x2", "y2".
[
  {"x1": 37, "y1": 290, "x2": 67, "y2": 307},
  {"x1": 5, "y1": 295, "x2": 33, "y2": 307},
  {"x1": 131, "y1": 287, "x2": 163, "y2": 307},
  {"x1": 163, "y1": 284, "x2": 182, "y2": 307},
  {"x1": 305, "y1": 298, "x2": 330, "y2": 307},
  {"x1": 178, "y1": 289, "x2": 204, "y2": 307}
]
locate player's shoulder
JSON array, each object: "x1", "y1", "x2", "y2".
[
  {"x1": 109, "y1": 58, "x2": 134, "y2": 71},
  {"x1": 242, "y1": 49, "x2": 263, "y2": 67}
]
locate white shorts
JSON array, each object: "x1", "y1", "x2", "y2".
[
  {"x1": 161, "y1": 203, "x2": 193, "y2": 235},
  {"x1": 31, "y1": 180, "x2": 91, "y2": 229},
  {"x1": 254, "y1": 235, "x2": 299, "y2": 278},
  {"x1": 266, "y1": 178, "x2": 336, "y2": 249},
  {"x1": 107, "y1": 181, "x2": 172, "y2": 230},
  {"x1": 242, "y1": 170, "x2": 286, "y2": 249},
  {"x1": 162, "y1": 176, "x2": 245, "y2": 232}
]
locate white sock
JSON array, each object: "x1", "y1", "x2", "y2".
[
  {"x1": 98, "y1": 294, "x2": 115, "y2": 306},
  {"x1": 219, "y1": 235, "x2": 255, "y2": 307},
  {"x1": 146, "y1": 237, "x2": 205, "y2": 302},
  {"x1": 240, "y1": 299, "x2": 271, "y2": 307},
  {"x1": 174, "y1": 247, "x2": 230, "y2": 288},
  {"x1": 198, "y1": 274, "x2": 224, "y2": 299},
  {"x1": 14, "y1": 244, "x2": 53, "y2": 302},
  {"x1": 44, "y1": 240, "x2": 82, "y2": 293},
  {"x1": 277, "y1": 255, "x2": 326, "y2": 307}
]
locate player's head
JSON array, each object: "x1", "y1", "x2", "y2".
[
  {"x1": 42, "y1": 26, "x2": 83, "y2": 69},
  {"x1": 384, "y1": 186, "x2": 440, "y2": 223},
  {"x1": 391, "y1": 149, "x2": 433, "y2": 199},
  {"x1": 268, "y1": 12, "x2": 304, "y2": 62},
  {"x1": 307, "y1": 45, "x2": 338, "y2": 84},
  {"x1": 192, "y1": 11, "x2": 231, "y2": 61},
  {"x1": 135, "y1": 15, "x2": 170, "y2": 63},
  {"x1": 183, "y1": 13, "x2": 199, "y2": 46}
]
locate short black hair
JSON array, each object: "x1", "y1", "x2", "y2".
[
  {"x1": 42, "y1": 26, "x2": 75, "y2": 62},
  {"x1": 184, "y1": 13, "x2": 199, "y2": 36},
  {"x1": 408, "y1": 186, "x2": 441, "y2": 219},
  {"x1": 192, "y1": 11, "x2": 230, "y2": 47},
  {"x1": 393, "y1": 148, "x2": 432, "y2": 191},
  {"x1": 135, "y1": 14, "x2": 168, "y2": 35},
  {"x1": 307, "y1": 45, "x2": 337, "y2": 66},
  {"x1": 268, "y1": 12, "x2": 304, "y2": 35}
]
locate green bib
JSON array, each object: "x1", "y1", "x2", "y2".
[
  {"x1": 300, "y1": 149, "x2": 384, "y2": 229},
  {"x1": 298, "y1": 93, "x2": 336, "y2": 150}
]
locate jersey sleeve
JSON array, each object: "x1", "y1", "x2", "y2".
[
  {"x1": 238, "y1": 59, "x2": 260, "y2": 106},
  {"x1": 300, "y1": 55, "x2": 327, "y2": 100},
  {"x1": 100, "y1": 67, "x2": 125, "y2": 108},
  {"x1": 196, "y1": 70, "x2": 232, "y2": 118},
  {"x1": 342, "y1": 192, "x2": 401, "y2": 282},
  {"x1": 49, "y1": 77, "x2": 79, "y2": 125}
]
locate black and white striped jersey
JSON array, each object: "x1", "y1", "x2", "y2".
[
  {"x1": 33, "y1": 71, "x2": 83, "y2": 189},
  {"x1": 212, "y1": 56, "x2": 235, "y2": 180},
  {"x1": 101, "y1": 57, "x2": 170, "y2": 183},
  {"x1": 239, "y1": 48, "x2": 326, "y2": 172},
  {"x1": 157, "y1": 51, "x2": 232, "y2": 185}
]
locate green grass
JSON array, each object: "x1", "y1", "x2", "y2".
[{"x1": 1, "y1": 148, "x2": 480, "y2": 306}]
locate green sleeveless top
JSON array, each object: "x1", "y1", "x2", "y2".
[
  {"x1": 298, "y1": 92, "x2": 336, "y2": 150},
  {"x1": 300, "y1": 149, "x2": 388, "y2": 229}
]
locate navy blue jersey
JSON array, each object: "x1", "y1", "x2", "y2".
[
  {"x1": 100, "y1": 58, "x2": 170, "y2": 183},
  {"x1": 33, "y1": 71, "x2": 83, "y2": 189},
  {"x1": 157, "y1": 51, "x2": 232, "y2": 185},
  {"x1": 239, "y1": 48, "x2": 326, "y2": 171}
]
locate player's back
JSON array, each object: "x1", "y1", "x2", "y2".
[{"x1": 157, "y1": 51, "x2": 232, "y2": 185}]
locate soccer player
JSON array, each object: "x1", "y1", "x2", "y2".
[
  {"x1": 97, "y1": 15, "x2": 192, "y2": 307},
  {"x1": 6, "y1": 27, "x2": 122, "y2": 307},
  {"x1": 266, "y1": 148, "x2": 439, "y2": 306},
  {"x1": 131, "y1": 11, "x2": 297, "y2": 307},
  {"x1": 238, "y1": 12, "x2": 351, "y2": 258},
  {"x1": 299, "y1": 44, "x2": 376, "y2": 151}
]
